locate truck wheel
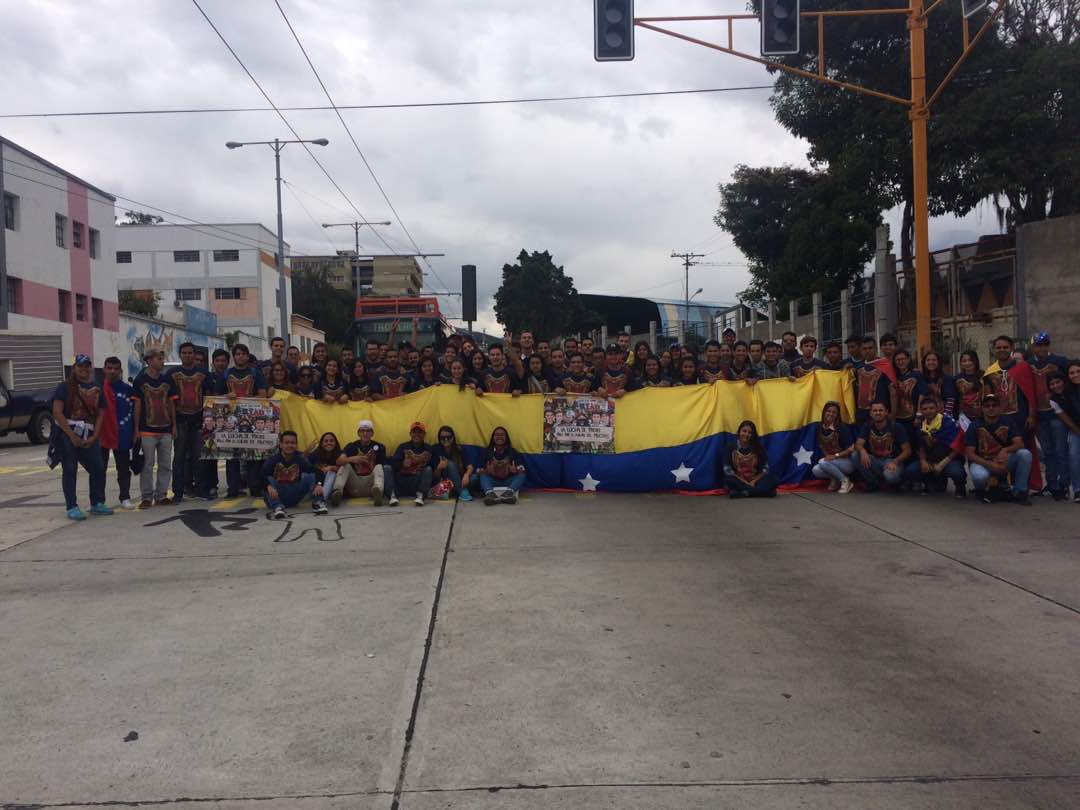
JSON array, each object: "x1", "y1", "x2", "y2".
[{"x1": 27, "y1": 410, "x2": 53, "y2": 445}]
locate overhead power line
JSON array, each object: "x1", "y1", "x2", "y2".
[
  {"x1": 189, "y1": 0, "x2": 400, "y2": 261},
  {"x1": 273, "y1": 0, "x2": 454, "y2": 309},
  {"x1": 0, "y1": 84, "x2": 776, "y2": 120}
]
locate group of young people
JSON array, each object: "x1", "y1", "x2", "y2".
[{"x1": 50, "y1": 323, "x2": 1079, "y2": 518}]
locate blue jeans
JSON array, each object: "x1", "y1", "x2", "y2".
[
  {"x1": 387, "y1": 466, "x2": 433, "y2": 497},
  {"x1": 1037, "y1": 414, "x2": 1069, "y2": 493},
  {"x1": 859, "y1": 456, "x2": 904, "y2": 488},
  {"x1": 969, "y1": 449, "x2": 1033, "y2": 495},
  {"x1": 903, "y1": 458, "x2": 967, "y2": 489},
  {"x1": 1069, "y1": 431, "x2": 1080, "y2": 496},
  {"x1": 480, "y1": 472, "x2": 526, "y2": 494},
  {"x1": 264, "y1": 473, "x2": 316, "y2": 509},
  {"x1": 59, "y1": 433, "x2": 106, "y2": 509},
  {"x1": 441, "y1": 460, "x2": 468, "y2": 495},
  {"x1": 812, "y1": 457, "x2": 856, "y2": 483}
]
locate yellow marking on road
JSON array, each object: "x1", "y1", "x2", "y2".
[
  {"x1": 17, "y1": 467, "x2": 53, "y2": 476},
  {"x1": 0, "y1": 467, "x2": 21, "y2": 475},
  {"x1": 212, "y1": 497, "x2": 250, "y2": 510}
]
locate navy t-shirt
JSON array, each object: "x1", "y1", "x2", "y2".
[
  {"x1": 558, "y1": 371, "x2": 596, "y2": 395},
  {"x1": 131, "y1": 371, "x2": 178, "y2": 434},
  {"x1": 815, "y1": 423, "x2": 854, "y2": 461},
  {"x1": 595, "y1": 364, "x2": 638, "y2": 395},
  {"x1": 858, "y1": 419, "x2": 909, "y2": 459},
  {"x1": 391, "y1": 441, "x2": 436, "y2": 476},
  {"x1": 261, "y1": 451, "x2": 316, "y2": 487},
  {"x1": 216, "y1": 366, "x2": 267, "y2": 397},
  {"x1": 371, "y1": 368, "x2": 410, "y2": 399},
  {"x1": 481, "y1": 446, "x2": 524, "y2": 480},
  {"x1": 51, "y1": 380, "x2": 104, "y2": 424},
  {"x1": 477, "y1": 366, "x2": 522, "y2": 394},
  {"x1": 965, "y1": 415, "x2": 1020, "y2": 461},
  {"x1": 341, "y1": 440, "x2": 387, "y2": 475},
  {"x1": 168, "y1": 365, "x2": 213, "y2": 417}
]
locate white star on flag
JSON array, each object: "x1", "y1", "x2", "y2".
[
  {"x1": 670, "y1": 463, "x2": 694, "y2": 483},
  {"x1": 579, "y1": 473, "x2": 601, "y2": 492},
  {"x1": 792, "y1": 445, "x2": 814, "y2": 468}
]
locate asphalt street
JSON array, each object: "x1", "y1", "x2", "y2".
[{"x1": 1, "y1": 436, "x2": 1078, "y2": 809}]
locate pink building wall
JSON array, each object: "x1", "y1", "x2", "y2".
[{"x1": 67, "y1": 179, "x2": 93, "y2": 356}]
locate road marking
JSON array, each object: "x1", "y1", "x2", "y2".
[
  {"x1": 212, "y1": 497, "x2": 250, "y2": 510},
  {"x1": 0, "y1": 467, "x2": 21, "y2": 475}
]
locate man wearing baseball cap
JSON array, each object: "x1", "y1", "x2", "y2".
[
  {"x1": 594, "y1": 343, "x2": 638, "y2": 398},
  {"x1": 1029, "y1": 332, "x2": 1071, "y2": 498},
  {"x1": 387, "y1": 421, "x2": 435, "y2": 506},
  {"x1": 964, "y1": 392, "x2": 1033, "y2": 505},
  {"x1": 51, "y1": 354, "x2": 113, "y2": 520},
  {"x1": 334, "y1": 419, "x2": 389, "y2": 506}
]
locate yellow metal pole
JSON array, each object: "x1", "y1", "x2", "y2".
[{"x1": 908, "y1": 0, "x2": 932, "y2": 357}]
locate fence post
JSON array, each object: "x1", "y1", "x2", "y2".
[
  {"x1": 789, "y1": 300, "x2": 797, "y2": 335},
  {"x1": 648, "y1": 321, "x2": 657, "y2": 352},
  {"x1": 812, "y1": 292, "x2": 822, "y2": 349},
  {"x1": 747, "y1": 301, "x2": 755, "y2": 341},
  {"x1": 768, "y1": 300, "x2": 775, "y2": 341},
  {"x1": 840, "y1": 288, "x2": 851, "y2": 343},
  {"x1": 600, "y1": 325, "x2": 608, "y2": 348}
]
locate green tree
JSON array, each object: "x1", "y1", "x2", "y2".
[
  {"x1": 290, "y1": 268, "x2": 356, "y2": 346},
  {"x1": 715, "y1": 165, "x2": 881, "y2": 303},
  {"x1": 764, "y1": 0, "x2": 1078, "y2": 262},
  {"x1": 493, "y1": 250, "x2": 595, "y2": 338},
  {"x1": 118, "y1": 210, "x2": 164, "y2": 225},
  {"x1": 118, "y1": 289, "x2": 160, "y2": 317}
]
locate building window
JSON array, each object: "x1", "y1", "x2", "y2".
[
  {"x1": 75, "y1": 294, "x2": 88, "y2": 322},
  {"x1": 73, "y1": 221, "x2": 85, "y2": 249},
  {"x1": 6, "y1": 277, "x2": 21, "y2": 314},
  {"x1": 174, "y1": 250, "x2": 200, "y2": 262},
  {"x1": 275, "y1": 288, "x2": 282, "y2": 307},
  {"x1": 116, "y1": 250, "x2": 132, "y2": 263},
  {"x1": 89, "y1": 228, "x2": 100, "y2": 259},
  {"x1": 3, "y1": 192, "x2": 17, "y2": 231},
  {"x1": 55, "y1": 214, "x2": 68, "y2": 248},
  {"x1": 58, "y1": 289, "x2": 71, "y2": 323},
  {"x1": 215, "y1": 287, "x2": 242, "y2": 300},
  {"x1": 174, "y1": 288, "x2": 201, "y2": 301},
  {"x1": 92, "y1": 297, "x2": 104, "y2": 328},
  {"x1": 212, "y1": 249, "x2": 239, "y2": 262},
  {"x1": 267, "y1": 325, "x2": 275, "y2": 339}
]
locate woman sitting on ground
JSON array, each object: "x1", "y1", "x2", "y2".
[
  {"x1": 480, "y1": 426, "x2": 527, "y2": 506},
  {"x1": 810, "y1": 401, "x2": 856, "y2": 493},
  {"x1": 308, "y1": 431, "x2": 343, "y2": 505},
  {"x1": 434, "y1": 425, "x2": 475, "y2": 501},
  {"x1": 723, "y1": 419, "x2": 778, "y2": 499}
]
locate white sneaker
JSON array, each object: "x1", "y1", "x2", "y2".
[
  {"x1": 120, "y1": 499, "x2": 135, "y2": 510},
  {"x1": 838, "y1": 477, "x2": 854, "y2": 494},
  {"x1": 827, "y1": 479, "x2": 840, "y2": 492},
  {"x1": 388, "y1": 495, "x2": 400, "y2": 507},
  {"x1": 414, "y1": 493, "x2": 425, "y2": 507},
  {"x1": 273, "y1": 506, "x2": 286, "y2": 520}
]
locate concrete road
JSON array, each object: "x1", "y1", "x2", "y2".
[{"x1": 1, "y1": 440, "x2": 1078, "y2": 808}]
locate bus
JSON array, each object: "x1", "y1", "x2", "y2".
[{"x1": 352, "y1": 296, "x2": 453, "y2": 351}]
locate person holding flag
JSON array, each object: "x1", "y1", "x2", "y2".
[
  {"x1": 903, "y1": 397, "x2": 967, "y2": 496},
  {"x1": 855, "y1": 338, "x2": 895, "y2": 425},
  {"x1": 982, "y1": 335, "x2": 1042, "y2": 492}
]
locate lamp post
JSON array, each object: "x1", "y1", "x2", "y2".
[
  {"x1": 321, "y1": 220, "x2": 391, "y2": 295},
  {"x1": 686, "y1": 287, "x2": 703, "y2": 340},
  {"x1": 225, "y1": 137, "x2": 329, "y2": 344}
]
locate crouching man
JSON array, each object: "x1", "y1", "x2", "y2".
[{"x1": 261, "y1": 430, "x2": 327, "y2": 518}]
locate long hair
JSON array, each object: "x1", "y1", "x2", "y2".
[
  {"x1": 437, "y1": 424, "x2": 465, "y2": 468},
  {"x1": 269, "y1": 360, "x2": 293, "y2": 392},
  {"x1": 921, "y1": 350, "x2": 944, "y2": 382},
  {"x1": 486, "y1": 425, "x2": 513, "y2": 454},
  {"x1": 448, "y1": 358, "x2": 471, "y2": 391},
  {"x1": 311, "y1": 431, "x2": 342, "y2": 464},
  {"x1": 348, "y1": 359, "x2": 368, "y2": 389},
  {"x1": 733, "y1": 419, "x2": 767, "y2": 465},
  {"x1": 959, "y1": 349, "x2": 982, "y2": 377},
  {"x1": 817, "y1": 401, "x2": 843, "y2": 452}
]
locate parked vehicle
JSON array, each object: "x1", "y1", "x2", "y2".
[
  {"x1": 0, "y1": 332, "x2": 64, "y2": 444},
  {"x1": 0, "y1": 376, "x2": 54, "y2": 443}
]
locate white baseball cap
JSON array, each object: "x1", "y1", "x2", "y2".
[{"x1": 357, "y1": 419, "x2": 374, "y2": 431}]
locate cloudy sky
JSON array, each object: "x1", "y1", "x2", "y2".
[{"x1": 1, "y1": 0, "x2": 1001, "y2": 333}]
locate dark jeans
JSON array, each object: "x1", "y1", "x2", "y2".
[
  {"x1": 226, "y1": 458, "x2": 263, "y2": 497},
  {"x1": 724, "y1": 472, "x2": 778, "y2": 497},
  {"x1": 902, "y1": 458, "x2": 967, "y2": 491},
  {"x1": 60, "y1": 433, "x2": 105, "y2": 509},
  {"x1": 203, "y1": 459, "x2": 219, "y2": 493},
  {"x1": 172, "y1": 415, "x2": 204, "y2": 498},
  {"x1": 101, "y1": 446, "x2": 132, "y2": 501},
  {"x1": 265, "y1": 473, "x2": 316, "y2": 509},
  {"x1": 387, "y1": 466, "x2": 433, "y2": 497}
]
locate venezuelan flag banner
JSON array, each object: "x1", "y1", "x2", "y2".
[{"x1": 275, "y1": 370, "x2": 855, "y2": 492}]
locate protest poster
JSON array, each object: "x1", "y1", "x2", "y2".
[
  {"x1": 542, "y1": 395, "x2": 616, "y2": 454},
  {"x1": 200, "y1": 397, "x2": 281, "y2": 460}
]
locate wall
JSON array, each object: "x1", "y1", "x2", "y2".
[{"x1": 1018, "y1": 213, "x2": 1080, "y2": 354}]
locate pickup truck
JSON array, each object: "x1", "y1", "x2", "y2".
[{"x1": 0, "y1": 376, "x2": 54, "y2": 444}]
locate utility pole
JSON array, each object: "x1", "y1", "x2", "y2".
[
  {"x1": 671, "y1": 251, "x2": 705, "y2": 337},
  {"x1": 322, "y1": 220, "x2": 391, "y2": 295}
]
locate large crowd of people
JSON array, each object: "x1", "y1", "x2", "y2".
[{"x1": 48, "y1": 323, "x2": 1080, "y2": 519}]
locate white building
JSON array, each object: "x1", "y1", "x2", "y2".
[
  {"x1": 1, "y1": 136, "x2": 120, "y2": 364},
  {"x1": 114, "y1": 223, "x2": 292, "y2": 343}
]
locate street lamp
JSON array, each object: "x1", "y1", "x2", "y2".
[
  {"x1": 322, "y1": 221, "x2": 391, "y2": 295},
  {"x1": 225, "y1": 137, "x2": 329, "y2": 344},
  {"x1": 685, "y1": 287, "x2": 703, "y2": 339}
]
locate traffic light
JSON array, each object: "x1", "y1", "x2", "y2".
[
  {"x1": 961, "y1": 0, "x2": 988, "y2": 18},
  {"x1": 461, "y1": 265, "x2": 477, "y2": 323},
  {"x1": 760, "y1": 0, "x2": 801, "y2": 56},
  {"x1": 594, "y1": 0, "x2": 634, "y2": 62}
]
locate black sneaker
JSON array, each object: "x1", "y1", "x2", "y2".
[
  {"x1": 1013, "y1": 493, "x2": 1032, "y2": 507},
  {"x1": 954, "y1": 484, "x2": 967, "y2": 499},
  {"x1": 728, "y1": 490, "x2": 750, "y2": 499},
  {"x1": 975, "y1": 490, "x2": 990, "y2": 504},
  {"x1": 1052, "y1": 490, "x2": 1066, "y2": 502}
]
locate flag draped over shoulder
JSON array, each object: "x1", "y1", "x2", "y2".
[
  {"x1": 869, "y1": 357, "x2": 898, "y2": 384},
  {"x1": 274, "y1": 370, "x2": 856, "y2": 492},
  {"x1": 98, "y1": 379, "x2": 119, "y2": 450},
  {"x1": 984, "y1": 359, "x2": 1042, "y2": 490}
]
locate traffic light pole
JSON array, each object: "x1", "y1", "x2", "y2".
[{"x1": 634, "y1": 0, "x2": 1007, "y2": 358}]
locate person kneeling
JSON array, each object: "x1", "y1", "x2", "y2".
[
  {"x1": 723, "y1": 420, "x2": 778, "y2": 498},
  {"x1": 262, "y1": 430, "x2": 327, "y2": 518},
  {"x1": 964, "y1": 393, "x2": 1033, "y2": 506},
  {"x1": 855, "y1": 402, "x2": 911, "y2": 491},
  {"x1": 904, "y1": 398, "x2": 967, "y2": 497},
  {"x1": 335, "y1": 419, "x2": 389, "y2": 506},
  {"x1": 481, "y1": 426, "x2": 527, "y2": 505},
  {"x1": 388, "y1": 421, "x2": 435, "y2": 507}
]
